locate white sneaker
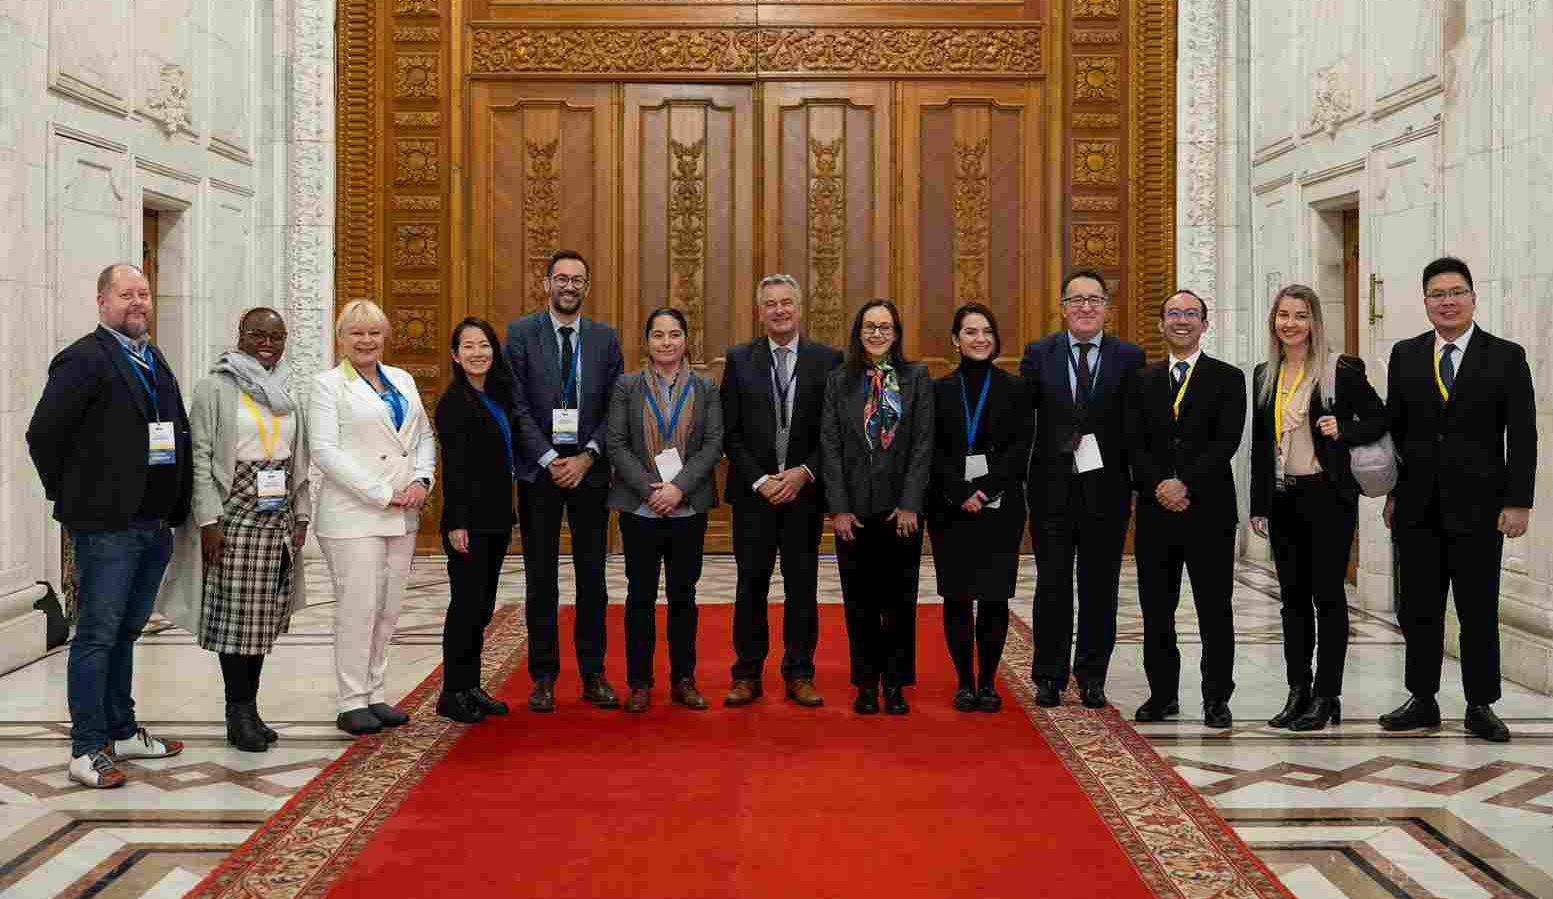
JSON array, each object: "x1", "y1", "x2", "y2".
[
  {"x1": 68, "y1": 750, "x2": 127, "y2": 789},
  {"x1": 110, "y1": 727, "x2": 184, "y2": 760}
]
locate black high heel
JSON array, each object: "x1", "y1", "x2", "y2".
[
  {"x1": 1289, "y1": 696, "x2": 1341, "y2": 732},
  {"x1": 1267, "y1": 687, "x2": 1312, "y2": 728}
]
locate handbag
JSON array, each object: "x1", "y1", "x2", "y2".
[{"x1": 1321, "y1": 355, "x2": 1397, "y2": 497}]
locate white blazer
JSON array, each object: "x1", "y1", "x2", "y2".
[{"x1": 307, "y1": 361, "x2": 436, "y2": 539}]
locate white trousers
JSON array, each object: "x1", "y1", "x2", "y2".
[{"x1": 319, "y1": 534, "x2": 416, "y2": 713}]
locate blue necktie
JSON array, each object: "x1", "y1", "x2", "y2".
[
  {"x1": 1439, "y1": 343, "x2": 1457, "y2": 395},
  {"x1": 1172, "y1": 360, "x2": 1189, "y2": 390}
]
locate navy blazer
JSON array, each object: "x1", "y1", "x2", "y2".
[
  {"x1": 719, "y1": 336, "x2": 842, "y2": 505},
  {"x1": 1019, "y1": 331, "x2": 1145, "y2": 520},
  {"x1": 27, "y1": 326, "x2": 194, "y2": 529},
  {"x1": 505, "y1": 311, "x2": 624, "y2": 486}
]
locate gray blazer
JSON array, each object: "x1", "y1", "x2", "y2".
[
  {"x1": 606, "y1": 370, "x2": 724, "y2": 514},
  {"x1": 820, "y1": 362, "x2": 935, "y2": 517}
]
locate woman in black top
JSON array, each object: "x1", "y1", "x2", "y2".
[
  {"x1": 928, "y1": 304, "x2": 1031, "y2": 712},
  {"x1": 433, "y1": 317, "x2": 520, "y2": 724},
  {"x1": 820, "y1": 299, "x2": 934, "y2": 715}
]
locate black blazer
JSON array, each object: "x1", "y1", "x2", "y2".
[
  {"x1": 720, "y1": 336, "x2": 843, "y2": 505},
  {"x1": 27, "y1": 327, "x2": 193, "y2": 529},
  {"x1": 606, "y1": 370, "x2": 724, "y2": 514},
  {"x1": 1128, "y1": 354, "x2": 1247, "y2": 527},
  {"x1": 820, "y1": 362, "x2": 935, "y2": 517},
  {"x1": 1019, "y1": 331, "x2": 1145, "y2": 519},
  {"x1": 929, "y1": 364, "x2": 1032, "y2": 507},
  {"x1": 505, "y1": 311, "x2": 624, "y2": 486},
  {"x1": 1386, "y1": 328, "x2": 1536, "y2": 533},
  {"x1": 1249, "y1": 355, "x2": 1387, "y2": 519},
  {"x1": 434, "y1": 382, "x2": 518, "y2": 534}
]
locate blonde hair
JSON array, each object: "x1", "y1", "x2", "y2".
[
  {"x1": 334, "y1": 299, "x2": 391, "y2": 340},
  {"x1": 1257, "y1": 284, "x2": 1329, "y2": 406}
]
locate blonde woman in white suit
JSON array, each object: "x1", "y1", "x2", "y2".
[{"x1": 309, "y1": 299, "x2": 437, "y2": 736}]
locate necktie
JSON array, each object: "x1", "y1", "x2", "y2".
[
  {"x1": 773, "y1": 347, "x2": 792, "y2": 469},
  {"x1": 1172, "y1": 360, "x2": 1189, "y2": 390},
  {"x1": 559, "y1": 325, "x2": 577, "y2": 408},
  {"x1": 1074, "y1": 342, "x2": 1094, "y2": 408},
  {"x1": 1439, "y1": 343, "x2": 1457, "y2": 395}
]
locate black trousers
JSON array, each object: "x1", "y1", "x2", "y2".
[
  {"x1": 729, "y1": 497, "x2": 823, "y2": 682},
  {"x1": 1030, "y1": 476, "x2": 1128, "y2": 687},
  {"x1": 1268, "y1": 476, "x2": 1354, "y2": 698},
  {"x1": 218, "y1": 653, "x2": 264, "y2": 703},
  {"x1": 518, "y1": 478, "x2": 611, "y2": 682},
  {"x1": 619, "y1": 512, "x2": 707, "y2": 688},
  {"x1": 442, "y1": 530, "x2": 512, "y2": 693},
  {"x1": 835, "y1": 513, "x2": 923, "y2": 689},
  {"x1": 942, "y1": 601, "x2": 1009, "y2": 690},
  {"x1": 1134, "y1": 505, "x2": 1236, "y2": 703},
  {"x1": 1396, "y1": 513, "x2": 1505, "y2": 706}
]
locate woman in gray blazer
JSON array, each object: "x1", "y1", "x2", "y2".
[
  {"x1": 606, "y1": 307, "x2": 724, "y2": 713},
  {"x1": 821, "y1": 298, "x2": 934, "y2": 716}
]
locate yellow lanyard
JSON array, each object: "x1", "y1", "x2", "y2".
[
  {"x1": 1433, "y1": 346, "x2": 1452, "y2": 402},
  {"x1": 1170, "y1": 360, "x2": 1196, "y2": 420},
  {"x1": 1274, "y1": 362, "x2": 1304, "y2": 441},
  {"x1": 240, "y1": 392, "x2": 281, "y2": 459}
]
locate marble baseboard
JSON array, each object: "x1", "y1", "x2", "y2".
[{"x1": 0, "y1": 609, "x2": 46, "y2": 676}]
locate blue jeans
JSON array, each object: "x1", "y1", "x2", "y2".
[{"x1": 68, "y1": 525, "x2": 173, "y2": 756}]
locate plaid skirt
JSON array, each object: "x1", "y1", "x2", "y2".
[{"x1": 198, "y1": 460, "x2": 295, "y2": 655}]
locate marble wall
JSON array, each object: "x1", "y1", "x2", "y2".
[
  {"x1": 0, "y1": 0, "x2": 336, "y2": 673},
  {"x1": 1196, "y1": 0, "x2": 1553, "y2": 692}
]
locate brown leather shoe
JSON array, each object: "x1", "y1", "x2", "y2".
[
  {"x1": 785, "y1": 678, "x2": 825, "y2": 707},
  {"x1": 528, "y1": 678, "x2": 556, "y2": 713},
  {"x1": 581, "y1": 674, "x2": 620, "y2": 708},
  {"x1": 671, "y1": 678, "x2": 709, "y2": 710},
  {"x1": 624, "y1": 687, "x2": 650, "y2": 713},
  {"x1": 723, "y1": 678, "x2": 763, "y2": 706}
]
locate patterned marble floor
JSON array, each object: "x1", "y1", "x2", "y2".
[{"x1": 0, "y1": 555, "x2": 1547, "y2": 899}]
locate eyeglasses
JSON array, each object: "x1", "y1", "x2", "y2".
[
  {"x1": 243, "y1": 330, "x2": 288, "y2": 345},
  {"x1": 1062, "y1": 295, "x2": 1107, "y2": 309},
  {"x1": 860, "y1": 323, "x2": 895, "y2": 336},
  {"x1": 1424, "y1": 287, "x2": 1473, "y2": 301},
  {"x1": 1163, "y1": 308, "x2": 1203, "y2": 321},
  {"x1": 549, "y1": 274, "x2": 589, "y2": 289}
]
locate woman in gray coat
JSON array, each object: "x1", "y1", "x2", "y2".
[
  {"x1": 606, "y1": 307, "x2": 724, "y2": 713},
  {"x1": 161, "y1": 309, "x2": 310, "y2": 752}
]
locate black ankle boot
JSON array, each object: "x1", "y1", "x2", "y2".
[
  {"x1": 226, "y1": 702, "x2": 269, "y2": 752},
  {"x1": 1267, "y1": 687, "x2": 1312, "y2": 728},
  {"x1": 253, "y1": 707, "x2": 278, "y2": 743},
  {"x1": 1289, "y1": 696, "x2": 1341, "y2": 732}
]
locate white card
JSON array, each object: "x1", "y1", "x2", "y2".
[
  {"x1": 552, "y1": 408, "x2": 580, "y2": 445},
  {"x1": 1073, "y1": 433, "x2": 1103, "y2": 473},
  {"x1": 964, "y1": 454, "x2": 1001, "y2": 509},
  {"x1": 654, "y1": 447, "x2": 684, "y2": 484},
  {"x1": 256, "y1": 469, "x2": 287, "y2": 511},
  {"x1": 148, "y1": 421, "x2": 176, "y2": 465}
]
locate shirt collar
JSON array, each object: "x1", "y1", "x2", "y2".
[
  {"x1": 101, "y1": 323, "x2": 150, "y2": 354},
  {"x1": 1067, "y1": 330, "x2": 1103, "y2": 352},
  {"x1": 549, "y1": 311, "x2": 581, "y2": 335},
  {"x1": 768, "y1": 334, "x2": 799, "y2": 354},
  {"x1": 1434, "y1": 322, "x2": 1475, "y2": 355},
  {"x1": 1168, "y1": 348, "x2": 1202, "y2": 369}
]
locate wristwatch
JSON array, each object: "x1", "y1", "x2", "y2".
[
  {"x1": 416, "y1": 477, "x2": 432, "y2": 488},
  {"x1": 583, "y1": 447, "x2": 600, "y2": 462}
]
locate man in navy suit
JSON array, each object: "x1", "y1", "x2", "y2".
[
  {"x1": 1381, "y1": 256, "x2": 1536, "y2": 742},
  {"x1": 507, "y1": 249, "x2": 625, "y2": 712},
  {"x1": 1020, "y1": 269, "x2": 1145, "y2": 709}
]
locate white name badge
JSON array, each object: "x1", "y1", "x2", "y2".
[
  {"x1": 1073, "y1": 433, "x2": 1104, "y2": 474},
  {"x1": 552, "y1": 408, "x2": 580, "y2": 445},
  {"x1": 148, "y1": 421, "x2": 177, "y2": 465},
  {"x1": 654, "y1": 447, "x2": 684, "y2": 484},
  {"x1": 964, "y1": 454, "x2": 1001, "y2": 509},
  {"x1": 256, "y1": 469, "x2": 288, "y2": 512}
]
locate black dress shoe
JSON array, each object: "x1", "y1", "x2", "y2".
[
  {"x1": 1378, "y1": 695, "x2": 1440, "y2": 731},
  {"x1": 853, "y1": 688, "x2": 880, "y2": 715},
  {"x1": 1203, "y1": 700, "x2": 1233, "y2": 729},
  {"x1": 335, "y1": 708, "x2": 383, "y2": 736},
  {"x1": 436, "y1": 690, "x2": 485, "y2": 724},
  {"x1": 1267, "y1": 687, "x2": 1312, "y2": 729},
  {"x1": 1289, "y1": 696, "x2": 1341, "y2": 732},
  {"x1": 1133, "y1": 697, "x2": 1180, "y2": 723},
  {"x1": 1079, "y1": 683, "x2": 1108, "y2": 710},
  {"x1": 1035, "y1": 680, "x2": 1061, "y2": 708},
  {"x1": 469, "y1": 687, "x2": 509, "y2": 716},
  {"x1": 368, "y1": 703, "x2": 410, "y2": 727},
  {"x1": 528, "y1": 678, "x2": 556, "y2": 713},
  {"x1": 883, "y1": 686, "x2": 909, "y2": 715},
  {"x1": 1464, "y1": 704, "x2": 1510, "y2": 742},
  {"x1": 581, "y1": 674, "x2": 620, "y2": 708},
  {"x1": 976, "y1": 686, "x2": 1003, "y2": 712},
  {"x1": 953, "y1": 687, "x2": 979, "y2": 712}
]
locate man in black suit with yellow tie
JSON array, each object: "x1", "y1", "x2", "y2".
[
  {"x1": 1126, "y1": 290, "x2": 1246, "y2": 728},
  {"x1": 1381, "y1": 256, "x2": 1536, "y2": 742},
  {"x1": 1021, "y1": 269, "x2": 1145, "y2": 709}
]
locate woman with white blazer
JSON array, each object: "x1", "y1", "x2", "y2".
[{"x1": 308, "y1": 299, "x2": 437, "y2": 736}]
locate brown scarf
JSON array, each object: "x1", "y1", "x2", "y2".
[{"x1": 641, "y1": 361, "x2": 697, "y2": 479}]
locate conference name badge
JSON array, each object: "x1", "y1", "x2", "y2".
[
  {"x1": 655, "y1": 447, "x2": 684, "y2": 484},
  {"x1": 148, "y1": 421, "x2": 177, "y2": 465},
  {"x1": 964, "y1": 454, "x2": 1002, "y2": 509},
  {"x1": 1072, "y1": 433, "x2": 1103, "y2": 474},
  {"x1": 256, "y1": 470, "x2": 288, "y2": 512},
  {"x1": 552, "y1": 408, "x2": 580, "y2": 445}
]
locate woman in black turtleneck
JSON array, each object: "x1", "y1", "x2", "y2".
[{"x1": 928, "y1": 304, "x2": 1032, "y2": 712}]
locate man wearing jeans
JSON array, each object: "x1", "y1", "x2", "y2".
[{"x1": 28, "y1": 263, "x2": 192, "y2": 788}]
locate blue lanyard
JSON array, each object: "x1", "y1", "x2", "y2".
[
  {"x1": 123, "y1": 347, "x2": 161, "y2": 421},
  {"x1": 560, "y1": 341, "x2": 582, "y2": 408},
  {"x1": 960, "y1": 371, "x2": 992, "y2": 449},
  {"x1": 645, "y1": 374, "x2": 693, "y2": 440},
  {"x1": 374, "y1": 367, "x2": 407, "y2": 429},
  {"x1": 477, "y1": 390, "x2": 515, "y2": 474}
]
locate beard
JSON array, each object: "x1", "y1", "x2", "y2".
[{"x1": 551, "y1": 291, "x2": 582, "y2": 315}]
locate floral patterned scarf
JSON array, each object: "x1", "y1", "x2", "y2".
[{"x1": 863, "y1": 360, "x2": 903, "y2": 450}]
